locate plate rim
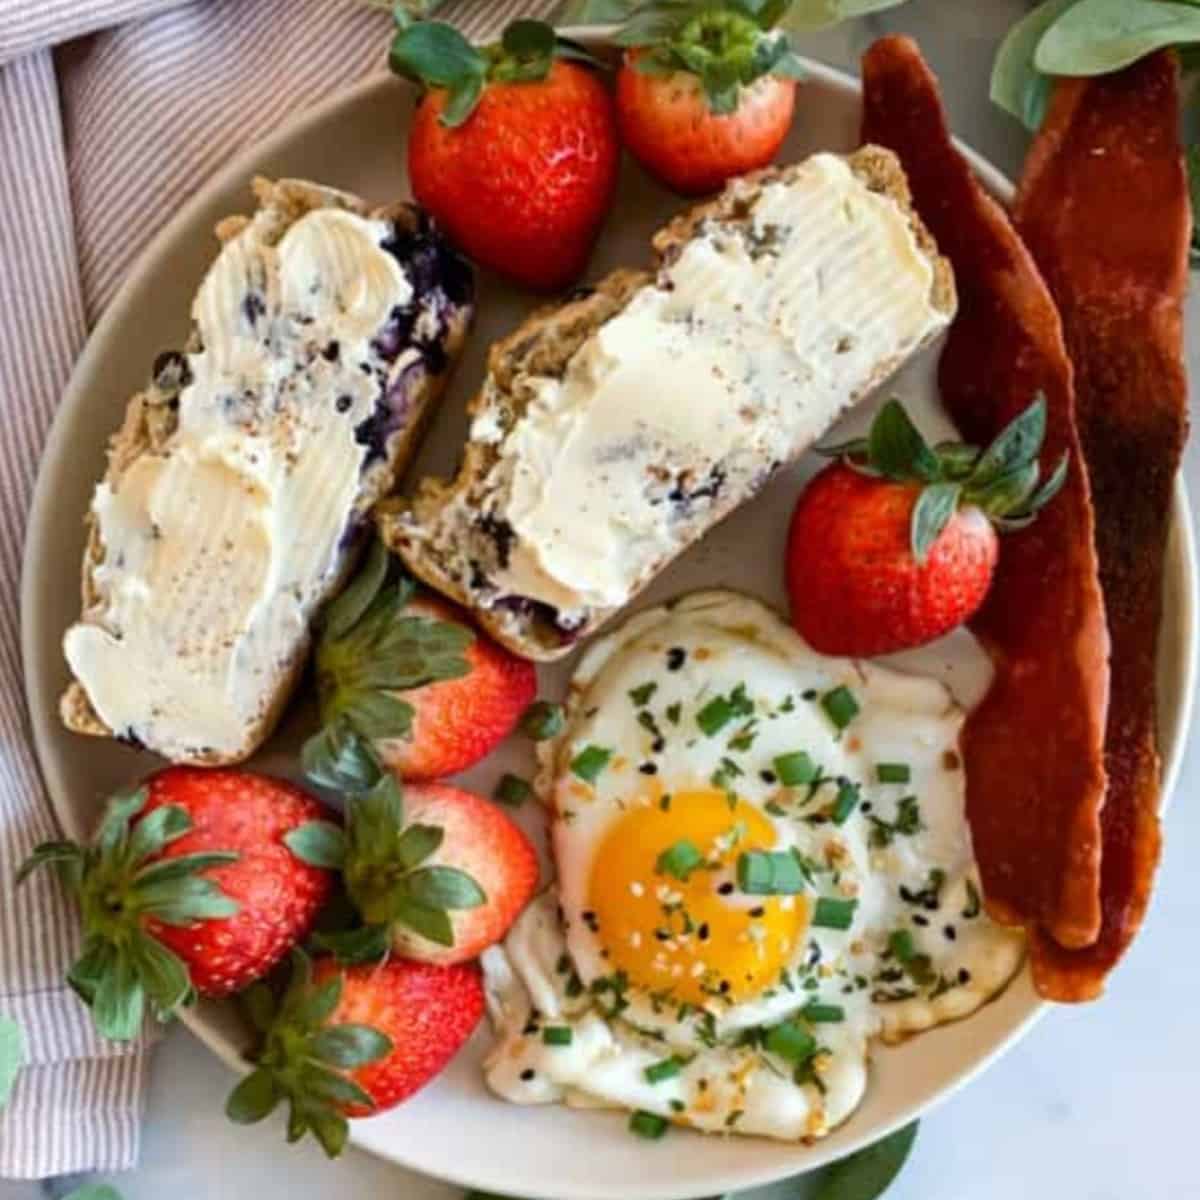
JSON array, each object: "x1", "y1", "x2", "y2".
[{"x1": 20, "y1": 47, "x2": 1200, "y2": 1200}]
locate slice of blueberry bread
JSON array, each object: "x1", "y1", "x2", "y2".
[
  {"x1": 61, "y1": 177, "x2": 473, "y2": 765},
  {"x1": 376, "y1": 146, "x2": 955, "y2": 662}
]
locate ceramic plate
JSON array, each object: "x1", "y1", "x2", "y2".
[{"x1": 22, "y1": 47, "x2": 1198, "y2": 1200}]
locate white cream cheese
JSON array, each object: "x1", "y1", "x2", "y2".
[
  {"x1": 64, "y1": 205, "x2": 413, "y2": 763},
  {"x1": 480, "y1": 153, "x2": 949, "y2": 613}
]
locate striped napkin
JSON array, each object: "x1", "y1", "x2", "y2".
[{"x1": 0, "y1": 0, "x2": 552, "y2": 1178}]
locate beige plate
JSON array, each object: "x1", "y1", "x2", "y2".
[{"x1": 21, "y1": 47, "x2": 1199, "y2": 1200}]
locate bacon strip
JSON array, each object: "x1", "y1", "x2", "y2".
[
  {"x1": 1013, "y1": 52, "x2": 1190, "y2": 1000},
  {"x1": 861, "y1": 36, "x2": 1111, "y2": 960}
]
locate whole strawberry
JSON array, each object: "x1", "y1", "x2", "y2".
[
  {"x1": 391, "y1": 16, "x2": 619, "y2": 290},
  {"x1": 226, "y1": 950, "x2": 484, "y2": 1157},
  {"x1": 287, "y1": 774, "x2": 538, "y2": 966},
  {"x1": 787, "y1": 396, "x2": 1067, "y2": 657},
  {"x1": 18, "y1": 770, "x2": 334, "y2": 1040},
  {"x1": 611, "y1": 2, "x2": 804, "y2": 194},
  {"x1": 304, "y1": 540, "x2": 534, "y2": 787}
]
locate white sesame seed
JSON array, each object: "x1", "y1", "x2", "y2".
[
  {"x1": 630, "y1": 882, "x2": 645, "y2": 897},
  {"x1": 629, "y1": 932, "x2": 643, "y2": 949}
]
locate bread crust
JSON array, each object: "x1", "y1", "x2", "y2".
[
  {"x1": 61, "y1": 178, "x2": 472, "y2": 762},
  {"x1": 378, "y1": 147, "x2": 956, "y2": 663}
]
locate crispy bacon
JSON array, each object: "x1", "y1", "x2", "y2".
[
  {"x1": 861, "y1": 36, "x2": 1111, "y2": 959},
  {"x1": 1013, "y1": 51, "x2": 1190, "y2": 1001}
]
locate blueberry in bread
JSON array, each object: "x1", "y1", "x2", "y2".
[
  {"x1": 376, "y1": 146, "x2": 955, "y2": 661},
  {"x1": 61, "y1": 178, "x2": 473, "y2": 764}
]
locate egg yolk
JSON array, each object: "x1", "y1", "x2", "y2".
[{"x1": 586, "y1": 789, "x2": 807, "y2": 1005}]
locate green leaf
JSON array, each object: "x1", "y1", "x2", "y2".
[
  {"x1": 133, "y1": 875, "x2": 239, "y2": 925},
  {"x1": 300, "y1": 1062, "x2": 375, "y2": 1110},
  {"x1": 405, "y1": 866, "x2": 486, "y2": 910},
  {"x1": 302, "y1": 719, "x2": 382, "y2": 792},
  {"x1": 811, "y1": 1120, "x2": 920, "y2": 1200},
  {"x1": 242, "y1": 982, "x2": 277, "y2": 1033},
  {"x1": 1035, "y1": 0, "x2": 1200, "y2": 76},
  {"x1": 324, "y1": 539, "x2": 390, "y2": 641},
  {"x1": 866, "y1": 398, "x2": 942, "y2": 482},
  {"x1": 300, "y1": 976, "x2": 344, "y2": 1029},
  {"x1": 502, "y1": 18, "x2": 556, "y2": 60},
  {"x1": 910, "y1": 482, "x2": 962, "y2": 563},
  {"x1": 127, "y1": 932, "x2": 193, "y2": 1017},
  {"x1": 314, "y1": 923, "x2": 393, "y2": 964},
  {"x1": 133, "y1": 850, "x2": 238, "y2": 889},
  {"x1": 284, "y1": 821, "x2": 347, "y2": 869},
  {"x1": 312, "y1": 1023, "x2": 394, "y2": 1069},
  {"x1": 306, "y1": 1106, "x2": 351, "y2": 1159},
  {"x1": 92, "y1": 951, "x2": 145, "y2": 1041},
  {"x1": 0, "y1": 1014, "x2": 24, "y2": 1110},
  {"x1": 126, "y1": 804, "x2": 191, "y2": 864},
  {"x1": 974, "y1": 461, "x2": 1041, "y2": 518},
  {"x1": 68, "y1": 935, "x2": 117, "y2": 1005},
  {"x1": 779, "y1": 0, "x2": 908, "y2": 34},
  {"x1": 395, "y1": 823, "x2": 444, "y2": 869},
  {"x1": 990, "y1": 0, "x2": 1079, "y2": 129},
  {"x1": 96, "y1": 788, "x2": 147, "y2": 855},
  {"x1": 343, "y1": 689, "x2": 417, "y2": 743},
  {"x1": 969, "y1": 395, "x2": 1047, "y2": 488},
  {"x1": 440, "y1": 74, "x2": 486, "y2": 127},
  {"x1": 389, "y1": 19, "x2": 486, "y2": 87},
  {"x1": 393, "y1": 897, "x2": 455, "y2": 946},
  {"x1": 62, "y1": 1187, "x2": 125, "y2": 1200},
  {"x1": 15, "y1": 840, "x2": 83, "y2": 887},
  {"x1": 520, "y1": 700, "x2": 566, "y2": 740},
  {"x1": 226, "y1": 1067, "x2": 282, "y2": 1125}
]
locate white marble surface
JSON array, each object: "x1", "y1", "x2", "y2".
[{"x1": 6, "y1": 2, "x2": 1200, "y2": 1198}]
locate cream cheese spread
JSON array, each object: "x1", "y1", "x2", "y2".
[
  {"x1": 478, "y1": 153, "x2": 949, "y2": 616},
  {"x1": 64, "y1": 205, "x2": 414, "y2": 763}
]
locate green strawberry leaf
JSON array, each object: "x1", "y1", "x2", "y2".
[
  {"x1": 990, "y1": 0, "x2": 1078, "y2": 130},
  {"x1": 127, "y1": 932, "x2": 193, "y2": 1018},
  {"x1": 299, "y1": 1061, "x2": 376, "y2": 1110},
  {"x1": 405, "y1": 866, "x2": 487, "y2": 910},
  {"x1": 285, "y1": 820, "x2": 348, "y2": 869},
  {"x1": 1035, "y1": 0, "x2": 1200, "y2": 76},
  {"x1": 92, "y1": 952, "x2": 145, "y2": 1041},
  {"x1": 132, "y1": 874, "x2": 239, "y2": 925},
  {"x1": 324, "y1": 539, "x2": 390, "y2": 641},
  {"x1": 306, "y1": 1107, "x2": 351, "y2": 1159},
  {"x1": 96, "y1": 788, "x2": 148, "y2": 854},
  {"x1": 241, "y1": 982, "x2": 277, "y2": 1034},
  {"x1": 392, "y1": 896, "x2": 456, "y2": 946},
  {"x1": 973, "y1": 461, "x2": 1041, "y2": 518},
  {"x1": 126, "y1": 803, "x2": 191, "y2": 862},
  {"x1": 343, "y1": 690, "x2": 417, "y2": 743},
  {"x1": 313, "y1": 923, "x2": 393, "y2": 964},
  {"x1": 780, "y1": 0, "x2": 909, "y2": 33},
  {"x1": 311, "y1": 1024, "x2": 394, "y2": 1069},
  {"x1": 0, "y1": 1014, "x2": 24, "y2": 1110},
  {"x1": 226, "y1": 1067, "x2": 283, "y2": 1125},
  {"x1": 520, "y1": 699, "x2": 566, "y2": 740},
  {"x1": 441, "y1": 74, "x2": 485, "y2": 127},
  {"x1": 15, "y1": 840, "x2": 83, "y2": 887},
  {"x1": 67, "y1": 935, "x2": 117, "y2": 1005},
  {"x1": 299, "y1": 976, "x2": 344, "y2": 1030},
  {"x1": 866, "y1": 398, "x2": 942, "y2": 483},
  {"x1": 302, "y1": 719, "x2": 383, "y2": 793},
  {"x1": 134, "y1": 851, "x2": 238, "y2": 888},
  {"x1": 910, "y1": 482, "x2": 962, "y2": 563},
  {"x1": 811, "y1": 1120, "x2": 919, "y2": 1200},
  {"x1": 395, "y1": 823, "x2": 444, "y2": 870},
  {"x1": 390, "y1": 20, "x2": 485, "y2": 87},
  {"x1": 968, "y1": 394, "x2": 1047, "y2": 488}
]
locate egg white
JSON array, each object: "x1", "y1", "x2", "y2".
[{"x1": 483, "y1": 591, "x2": 1024, "y2": 1141}]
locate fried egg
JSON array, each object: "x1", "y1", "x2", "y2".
[{"x1": 482, "y1": 592, "x2": 1023, "y2": 1141}]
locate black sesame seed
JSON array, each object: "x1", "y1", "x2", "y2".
[
  {"x1": 718, "y1": 882, "x2": 735, "y2": 896},
  {"x1": 958, "y1": 968, "x2": 971, "y2": 984},
  {"x1": 655, "y1": 929, "x2": 671, "y2": 942},
  {"x1": 944, "y1": 925, "x2": 957, "y2": 941},
  {"x1": 639, "y1": 762, "x2": 659, "y2": 776},
  {"x1": 718, "y1": 981, "x2": 731, "y2": 994},
  {"x1": 861, "y1": 802, "x2": 873, "y2": 814},
  {"x1": 760, "y1": 770, "x2": 777, "y2": 784},
  {"x1": 913, "y1": 914, "x2": 930, "y2": 927},
  {"x1": 749, "y1": 906, "x2": 765, "y2": 919},
  {"x1": 335, "y1": 394, "x2": 353, "y2": 413},
  {"x1": 666, "y1": 647, "x2": 687, "y2": 671},
  {"x1": 321, "y1": 340, "x2": 340, "y2": 361},
  {"x1": 698, "y1": 923, "x2": 710, "y2": 941},
  {"x1": 802, "y1": 689, "x2": 818, "y2": 701},
  {"x1": 520, "y1": 1068, "x2": 536, "y2": 1082},
  {"x1": 923, "y1": 896, "x2": 940, "y2": 912},
  {"x1": 652, "y1": 737, "x2": 666, "y2": 754}
]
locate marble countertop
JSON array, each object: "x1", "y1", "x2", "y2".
[{"x1": 6, "y1": 2, "x2": 1199, "y2": 1198}]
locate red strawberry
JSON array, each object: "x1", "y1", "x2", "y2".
[
  {"x1": 226, "y1": 951, "x2": 484, "y2": 1157},
  {"x1": 305, "y1": 540, "x2": 535, "y2": 788},
  {"x1": 288, "y1": 776, "x2": 538, "y2": 967},
  {"x1": 611, "y1": 5, "x2": 802, "y2": 195},
  {"x1": 17, "y1": 769, "x2": 334, "y2": 1040},
  {"x1": 392, "y1": 17, "x2": 619, "y2": 290},
  {"x1": 787, "y1": 397, "x2": 1067, "y2": 657},
  {"x1": 375, "y1": 594, "x2": 537, "y2": 781}
]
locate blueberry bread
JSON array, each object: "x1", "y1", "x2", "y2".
[
  {"x1": 61, "y1": 178, "x2": 473, "y2": 765},
  {"x1": 377, "y1": 146, "x2": 955, "y2": 661}
]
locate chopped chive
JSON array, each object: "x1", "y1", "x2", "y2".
[
  {"x1": 657, "y1": 839, "x2": 703, "y2": 881},
  {"x1": 629, "y1": 682, "x2": 658, "y2": 707},
  {"x1": 812, "y1": 896, "x2": 858, "y2": 930},
  {"x1": 570, "y1": 744, "x2": 613, "y2": 783},
  {"x1": 876, "y1": 762, "x2": 912, "y2": 784},
  {"x1": 542, "y1": 1026, "x2": 573, "y2": 1046},
  {"x1": 831, "y1": 781, "x2": 860, "y2": 825},
  {"x1": 764, "y1": 800, "x2": 787, "y2": 817},
  {"x1": 493, "y1": 773, "x2": 533, "y2": 807},
  {"x1": 962, "y1": 878, "x2": 982, "y2": 920},
  {"x1": 780, "y1": 694, "x2": 797, "y2": 713},
  {"x1": 520, "y1": 700, "x2": 565, "y2": 740},
  {"x1": 736, "y1": 850, "x2": 806, "y2": 895},
  {"x1": 696, "y1": 696, "x2": 733, "y2": 736},
  {"x1": 764, "y1": 1020, "x2": 816, "y2": 1064},
  {"x1": 629, "y1": 1110, "x2": 669, "y2": 1139},
  {"x1": 889, "y1": 929, "x2": 916, "y2": 962},
  {"x1": 644, "y1": 1057, "x2": 683, "y2": 1084},
  {"x1": 773, "y1": 751, "x2": 817, "y2": 786},
  {"x1": 728, "y1": 720, "x2": 758, "y2": 751},
  {"x1": 820, "y1": 686, "x2": 860, "y2": 731},
  {"x1": 659, "y1": 793, "x2": 672, "y2": 812},
  {"x1": 665, "y1": 702, "x2": 682, "y2": 725},
  {"x1": 801, "y1": 1002, "x2": 845, "y2": 1023}
]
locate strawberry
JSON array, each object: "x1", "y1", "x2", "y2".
[
  {"x1": 17, "y1": 769, "x2": 334, "y2": 1040},
  {"x1": 303, "y1": 539, "x2": 534, "y2": 788},
  {"x1": 787, "y1": 396, "x2": 1068, "y2": 657},
  {"x1": 391, "y1": 16, "x2": 619, "y2": 290},
  {"x1": 610, "y1": 3, "x2": 803, "y2": 194},
  {"x1": 226, "y1": 950, "x2": 484, "y2": 1157},
  {"x1": 287, "y1": 775, "x2": 538, "y2": 966}
]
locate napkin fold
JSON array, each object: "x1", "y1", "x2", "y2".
[{"x1": 0, "y1": 0, "x2": 552, "y2": 1177}]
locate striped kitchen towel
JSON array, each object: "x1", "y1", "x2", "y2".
[{"x1": 0, "y1": 0, "x2": 554, "y2": 1178}]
